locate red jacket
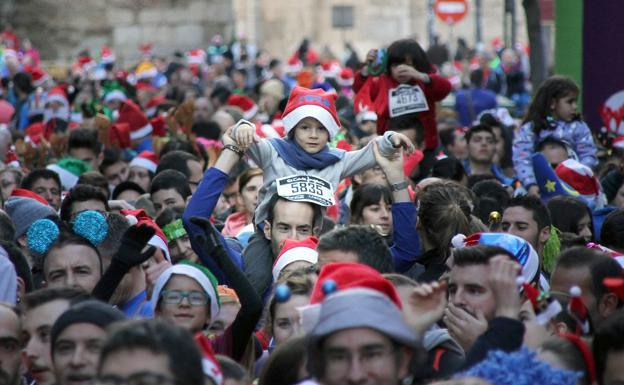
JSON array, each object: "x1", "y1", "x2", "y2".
[{"x1": 353, "y1": 72, "x2": 451, "y2": 150}]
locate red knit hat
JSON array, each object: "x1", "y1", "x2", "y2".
[
  {"x1": 129, "y1": 150, "x2": 158, "y2": 173},
  {"x1": 121, "y1": 209, "x2": 171, "y2": 261},
  {"x1": 10, "y1": 189, "x2": 49, "y2": 206},
  {"x1": 227, "y1": 94, "x2": 258, "y2": 120},
  {"x1": 281, "y1": 86, "x2": 340, "y2": 139},
  {"x1": 116, "y1": 100, "x2": 152, "y2": 141},
  {"x1": 272, "y1": 236, "x2": 318, "y2": 281},
  {"x1": 309, "y1": 262, "x2": 402, "y2": 308}
]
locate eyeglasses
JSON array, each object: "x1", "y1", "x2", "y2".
[
  {"x1": 95, "y1": 372, "x2": 176, "y2": 385},
  {"x1": 160, "y1": 290, "x2": 209, "y2": 306},
  {"x1": 323, "y1": 344, "x2": 397, "y2": 375}
]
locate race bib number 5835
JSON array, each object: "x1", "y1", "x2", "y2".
[{"x1": 276, "y1": 175, "x2": 335, "y2": 206}]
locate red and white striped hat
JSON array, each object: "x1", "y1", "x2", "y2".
[{"x1": 130, "y1": 151, "x2": 158, "y2": 173}]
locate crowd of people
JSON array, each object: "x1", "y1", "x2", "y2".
[{"x1": 0, "y1": 25, "x2": 624, "y2": 385}]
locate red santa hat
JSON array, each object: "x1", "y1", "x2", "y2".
[
  {"x1": 129, "y1": 151, "x2": 158, "y2": 173},
  {"x1": 300, "y1": 262, "x2": 402, "y2": 333},
  {"x1": 285, "y1": 56, "x2": 303, "y2": 75},
  {"x1": 281, "y1": 86, "x2": 340, "y2": 139},
  {"x1": 353, "y1": 85, "x2": 377, "y2": 124},
  {"x1": 319, "y1": 60, "x2": 340, "y2": 79},
  {"x1": 25, "y1": 66, "x2": 49, "y2": 88},
  {"x1": 568, "y1": 286, "x2": 591, "y2": 335},
  {"x1": 46, "y1": 86, "x2": 69, "y2": 109},
  {"x1": 558, "y1": 333, "x2": 596, "y2": 385},
  {"x1": 139, "y1": 43, "x2": 154, "y2": 57},
  {"x1": 100, "y1": 46, "x2": 115, "y2": 64},
  {"x1": 186, "y1": 48, "x2": 207, "y2": 65},
  {"x1": 194, "y1": 334, "x2": 223, "y2": 385},
  {"x1": 4, "y1": 148, "x2": 19, "y2": 168},
  {"x1": 116, "y1": 100, "x2": 152, "y2": 141},
  {"x1": 109, "y1": 122, "x2": 132, "y2": 149},
  {"x1": 145, "y1": 95, "x2": 166, "y2": 118},
  {"x1": 150, "y1": 115, "x2": 167, "y2": 137},
  {"x1": 121, "y1": 209, "x2": 171, "y2": 261},
  {"x1": 587, "y1": 243, "x2": 624, "y2": 268},
  {"x1": 227, "y1": 94, "x2": 258, "y2": 120},
  {"x1": 272, "y1": 236, "x2": 319, "y2": 281},
  {"x1": 10, "y1": 189, "x2": 49, "y2": 206},
  {"x1": 254, "y1": 121, "x2": 285, "y2": 139},
  {"x1": 336, "y1": 67, "x2": 354, "y2": 87},
  {"x1": 518, "y1": 278, "x2": 562, "y2": 325}
]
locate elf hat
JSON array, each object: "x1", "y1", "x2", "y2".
[
  {"x1": 452, "y1": 232, "x2": 540, "y2": 284},
  {"x1": 121, "y1": 209, "x2": 171, "y2": 262},
  {"x1": 152, "y1": 262, "x2": 220, "y2": 321},
  {"x1": 272, "y1": 236, "x2": 318, "y2": 281},
  {"x1": 227, "y1": 94, "x2": 258, "y2": 120},
  {"x1": 129, "y1": 150, "x2": 158, "y2": 173},
  {"x1": 281, "y1": 86, "x2": 340, "y2": 139},
  {"x1": 46, "y1": 157, "x2": 91, "y2": 190},
  {"x1": 116, "y1": 100, "x2": 152, "y2": 141}
]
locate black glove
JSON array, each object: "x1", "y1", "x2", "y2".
[
  {"x1": 112, "y1": 224, "x2": 156, "y2": 270},
  {"x1": 190, "y1": 216, "x2": 220, "y2": 254}
]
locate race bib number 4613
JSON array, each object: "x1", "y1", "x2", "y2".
[
  {"x1": 276, "y1": 175, "x2": 335, "y2": 206},
  {"x1": 388, "y1": 84, "x2": 429, "y2": 117}
]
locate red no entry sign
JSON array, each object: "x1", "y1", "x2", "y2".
[{"x1": 434, "y1": 0, "x2": 468, "y2": 25}]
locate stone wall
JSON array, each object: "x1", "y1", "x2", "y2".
[{"x1": 9, "y1": 0, "x2": 234, "y2": 64}]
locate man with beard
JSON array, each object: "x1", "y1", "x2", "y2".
[
  {"x1": 21, "y1": 288, "x2": 90, "y2": 385},
  {"x1": 50, "y1": 301, "x2": 125, "y2": 385},
  {"x1": 501, "y1": 195, "x2": 552, "y2": 290},
  {"x1": 444, "y1": 244, "x2": 520, "y2": 353},
  {"x1": 0, "y1": 304, "x2": 21, "y2": 385}
]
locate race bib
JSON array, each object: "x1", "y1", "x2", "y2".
[
  {"x1": 388, "y1": 84, "x2": 429, "y2": 117},
  {"x1": 276, "y1": 175, "x2": 335, "y2": 206}
]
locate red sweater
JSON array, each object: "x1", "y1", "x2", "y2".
[{"x1": 353, "y1": 72, "x2": 451, "y2": 150}]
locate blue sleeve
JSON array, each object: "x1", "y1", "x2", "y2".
[
  {"x1": 182, "y1": 167, "x2": 244, "y2": 283},
  {"x1": 512, "y1": 122, "x2": 537, "y2": 187},
  {"x1": 573, "y1": 121, "x2": 598, "y2": 169},
  {"x1": 389, "y1": 202, "x2": 421, "y2": 273}
]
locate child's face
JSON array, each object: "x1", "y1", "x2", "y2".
[
  {"x1": 293, "y1": 117, "x2": 329, "y2": 154},
  {"x1": 551, "y1": 93, "x2": 578, "y2": 122}
]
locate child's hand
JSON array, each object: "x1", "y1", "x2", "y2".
[
  {"x1": 394, "y1": 64, "x2": 428, "y2": 83},
  {"x1": 390, "y1": 132, "x2": 415, "y2": 154},
  {"x1": 233, "y1": 122, "x2": 260, "y2": 149}
]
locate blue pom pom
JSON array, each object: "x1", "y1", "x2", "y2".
[
  {"x1": 274, "y1": 284, "x2": 291, "y2": 303},
  {"x1": 322, "y1": 279, "x2": 338, "y2": 296},
  {"x1": 73, "y1": 211, "x2": 108, "y2": 246},
  {"x1": 27, "y1": 219, "x2": 60, "y2": 255}
]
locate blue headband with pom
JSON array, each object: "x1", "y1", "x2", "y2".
[
  {"x1": 27, "y1": 219, "x2": 60, "y2": 255},
  {"x1": 72, "y1": 211, "x2": 108, "y2": 246}
]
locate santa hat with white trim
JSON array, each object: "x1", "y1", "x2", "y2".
[
  {"x1": 254, "y1": 121, "x2": 285, "y2": 139},
  {"x1": 130, "y1": 151, "x2": 158, "y2": 173},
  {"x1": 116, "y1": 100, "x2": 152, "y2": 141},
  {"x1": 227, "y1": 94, "x2": 258, "y2": 120},
  {"x1": 151, "y1": 261, "x2": 220, "y2": 321},
  {"x1": 121, "y1": 209, "x2": 171, "y2": 262},
  {"x1": 100, "y1": 46, "x2": 116, "y2": 64},
  {"x1": 281, "y1": 86, "x2": 340, "y2": 139},
  {"x1": 46, "y1": 86, "x2": 69, "y2": 109},
  {"x1": 272, "y1": 236, "x2": 318, "y2": 281},
  {"x1": 336, "y1": 67, "x2": 354, "y2": 87},
  {"x1": 299, "y1": 262, "x2": 402, "y2": 333}
]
